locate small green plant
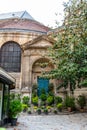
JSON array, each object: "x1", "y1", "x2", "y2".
[
  {"x1": 55, "y1": 96, "x2": 63, "y2": 104},
  {"x1": 53, "y1": 109, "x2": 57, "y2": 114},
  {"x1": 22, "y1": 104, "x2": 28, "y2": 112},
  {"x1": 32, "y1": 96, "x2": 38, "y2": 106},
  {"x1": 37, "y1": 108, "x2": 42, "y2": 114},
  {"x1": 10, "y1": 93, "x2": 15, "y2": 100},
  {"x1": 77, "y1": 95, "x2": 86, "y2": 109},
  {"x1": 48, "y1": 83, "x2": 54, "y2": 92},
  {"x1": 47, "y1": 96, "x2": 54, "y2": 105},
  {"x1": 46, "y1": 106, "x2": 51, "y2": 109},
  {"x1": 64, "y1": 96, "x2": 75, "y2": 109},
  {"x1": 57, "y1": 103, "x2": 63, "y2": 112},
  {"x1": 27, "y1": 108, "x2": 32, "y2": 114},
  {"x1": 43, "y1": 108, "x2": 48, "y2": 114},
  {"x1": 22, "y1": 96, "x2": 30, "y2": 105},
  {"x1": 33, "y1": 106, "x2": 38, "y2": 110},
  {"x1": 9, "y1": 99, "x2": 22, "y2": 118},
  {"x1": 40, "y1": 94, "x2": 47, "y2": 101}
]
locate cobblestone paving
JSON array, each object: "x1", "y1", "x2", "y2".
[{"x1": 5, "y1": 113, "x2": 87, "y2": 130}]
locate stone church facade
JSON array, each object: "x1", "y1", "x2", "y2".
[
  {"x1": 0, "y1": 11, "x2": 56, "y2": 96},
  {"x1": 0, "y1": 11, "x2": 87, "y2": 97}
]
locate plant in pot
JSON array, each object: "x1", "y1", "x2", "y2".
[
  {"x1": 22, "y1": 104, "x2": 28, "y2": 112},
  {"x1": 32, "y1": 96, "x2": 38, "y2": 106},
  {"x1": 22, "y1": 96, "x2": 30, "y2": 106},
  {"x1": 55, "y1": 96, "x2": 63, "y2": 105},
  {"x1": 46, "y1": 95, "x2": 54, "y2": 106},
  {"x1": 77, "y1": 95, "x2": 86, "y2": 112},
  {"x1": 64, "y1": 96, "x2": 75, "y2": 112},
  {"x1": 27, "y1": 107, "x2": 32, "y2": 114},
  {"x1": 57, "y1": 103, "x2": 63, "y2": 112},
  {"x1": 43, "y1": 108, "x2": 48, "y2": 115},
  {"x1": 53, "y1": 109, "x2": 58, "y2": 114},
  {"x1": 9, "y1": 99, "x2": 22, "y2": 126},
  {"x1": 37, "y1": 107, "x2": 42, "y2": 115}
]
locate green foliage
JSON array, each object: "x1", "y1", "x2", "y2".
[
  {"x1": 9, "y1": 99, "x2": 22, "y2": 118},
  {"x1": 48, "y1": 83, "x2": 54, "y2": 92},
  {"x1": 57, "y1": 103, "x2": 63, "y2": 111},
  {"x1": 47, "y1": 96, "x2": 54, "y2": 105},
  {"x1": 32, "y1": 96, "x2": 38, "y2": 106},
  {"x1": 22, "y1": 96, "x2": 30, "y2": 105},
  {"x1": 10, "y1": 93, "x2": 21, "y2": 100},
  {"x1": 77, "y1": 95, "x2": 86, "y2": 109},
  {"x1": 22, "y1": 104, "x2": 28, "y2": 111},
  {"x1": 40, "y1": 94, "x2": 47, "y2": 101},
  {"x1": 79, "y1": 79, "x2": 87, "y2": 87},
  {"x1": 32, "y1": 83, "x2": 38, "y2": 94},
  {"x1": 53, "y1": 109, "x2": 57, "y2": 114},
  {"x1": 10, "y1": 93, "x2": 15, "y2": 100},
  {"x1": 43, "y1": 0, "x2": 87, "y2": 93},
  {"x1": 41, "y1": 88, "x2": 46, "y2": 94},
  {"x1": 0, "y1": 128, "x2": 6, "y2": 130},
  {"x1": 48, "y1": 91, "x2": 54, "y2": 97},
  {"x1": 55, "y1": 96, "x2": 63, "y2": 104},
  {"x1": 37, "y1": 107, "x2": 42, "y2": 114},
  {"x1": 64, "y1": 96, "x2": 75, "y2": 108},
  {"x1": 43, "y1": 108, "x2": 48, "y2": 114}
]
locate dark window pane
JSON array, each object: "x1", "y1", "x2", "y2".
[{"x1": 0, "y1": 41, "x2": 21, "y2": 72}]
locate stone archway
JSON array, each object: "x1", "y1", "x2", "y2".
[
  {"x1": 32, "y1": 58, "x2": 54, "y2": 95},
  {"x1": 32, "y1": 58, "x2": 53, "y2": 83}
]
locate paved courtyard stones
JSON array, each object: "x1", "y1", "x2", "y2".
[{"x1": 6, "y1": 113, "x2": 87, "y2": 130}]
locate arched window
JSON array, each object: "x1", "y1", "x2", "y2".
[{"x1": 0, "y1": 41, "x2": 21, "y2": 72}]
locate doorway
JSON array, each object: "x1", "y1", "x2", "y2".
[{"x1": 37, "y1": 77, "x2": 49, "y2": 96}]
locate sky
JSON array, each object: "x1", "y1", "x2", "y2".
[{"x1": 0, "y1": 0, "x2": 69, "y2": 28}]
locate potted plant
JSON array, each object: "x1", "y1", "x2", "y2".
[
  {"x1": 22, "y1": 96, "x2": 30, "y2": 105},
  {"x1": 32, "y1": 96, "x2": 38, "y2": 106},
  {"x1": 37, "y1": 108, "x2": 42, "y2": 115},
  {"x1": 57, "y1": 103, "x2": 63, "y2": 112},
  {"x1": 53, "y1": 109, "x2": 57, "y2": 114},
  {"x1": 64, "y1": 96, "x2": 75, "y2": 112},
  {"x1": 46, "y1": 96, "x2": 54, "y2": 106},
  {"x1": 22, "y1": 104, "x2": 28, "y2": 112},
  {"x1": 27, "y1": 108, "x2": 32, "y2": 114},
  {"x1": 43, "y1": 108, "x2": 48, "y2": 115},
  {"x1": 77, "y1": 95, "x2": 86, "y2": 111},
  {"x1": 9, "y1": 99, "x2": 22, "y2": 126}
]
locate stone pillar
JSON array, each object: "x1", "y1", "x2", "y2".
[
  {"x1": 28, "y1": 56, "x2": 33, "y2": 103},
  {"x1": 21, "y1": 54, "x2": 30, "y2": 92}
]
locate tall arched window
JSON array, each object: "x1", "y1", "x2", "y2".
[{"x1": 0, "y1": 41, "x2": 21, "y2": 72}]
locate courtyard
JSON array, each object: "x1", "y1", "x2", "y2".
[{"x1": 5, "y1": 112, "x2": 87, "y2": 130}]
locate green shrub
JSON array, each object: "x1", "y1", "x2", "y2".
[
  {"x1": 22, "y1": 96, "x2": 30, "y2": 105},
  {"x1": 40, "y1": 94, "x2": 47, "y2": 101},
  {"x1": 77, "y1": 95, "x2": 86, "y2": 109},
  {"x1": 55, "y1": 96, "x2": 63, "y2": 104},
  {"x1": 43, "y1": 108, "x2": 48, "y2": 114},
  {"x1": 9, "y1": 99, "x2": 22, "y2": 118},
  {"x1": 64, "y1": 96, "x2": 75, "y2": 109},
  {"x1": 48, "y1": 83, "x2": 54, "y2": 92},
  {"x1": 10, "y1": 93, "x2": 15, "y2": 100},
  {"x1": 22, "y1": 104, "x2": 28, "y2": 111},
  {"x1": 40, "y1": 101, "x2": 46, "y2": 106},
  {"x1": 37, "y1": 107, "x2": 42, "y2": 114},
  {"x1": 57, "y1": 103, "x2": 63, "y2": 111},
  {"x1": 47, "y1": 96, "x2": 54, "y2": 105},
  {"x1": 32, "y1": 96, "x2": 38, "y2": 106}
]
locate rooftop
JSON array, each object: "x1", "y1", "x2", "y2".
[
  {"x1": 0, "y1": 10, "x2": 34, "y2": 20},
  {"x1": 0, "y1": 11, "x2": 50, "y2": 33}
]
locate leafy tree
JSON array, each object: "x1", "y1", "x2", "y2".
[{"x1": 43, "y1": 0, "x2": 87, "y2": 94}]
